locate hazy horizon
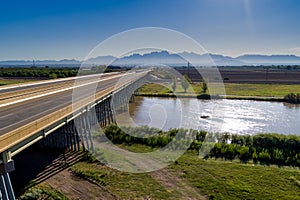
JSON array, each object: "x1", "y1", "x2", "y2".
[{"x1": 2, "y1": 50, "x2": 300, "y2": 62}]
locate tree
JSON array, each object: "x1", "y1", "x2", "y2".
[
  {"x1": 252, "y1": 151, "x2": 258, "y2": 164},
  {"x1": 284, "y1": 93, "x2": 300, "y2": 104},
  {"x1": 202, "y1": 79, "x2": 208, "y2": 93},
  {"x1": 238, "y1": 146, "x2": 252, "y2": 163},
  {"x1": 223, "y1": 144, "x2": 238, "y2": 161},
  {"x1": 181, "y1": 77, "x2": 189, "y2": 93},
  {"x1": 258, "y1": 149, "x2": 271, "y2": 165},
  {"x1": 273, "y1": 149, "x2": 285, "y2": 167},
  {"x1": 183, "y1": 74, "x2": 192, "y2": 84},
  {"x1": 171, "y1": 78, "x2": 177, "y2": 92},
  {"x1": 48, "y1": 73, "x2": 57, "y2": 79}
]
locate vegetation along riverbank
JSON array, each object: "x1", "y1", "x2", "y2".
[
  {"x1": 138, "y1": 82, "x2": 300, "y2": 103},
  {"x1": 19, "y1": 125, "x2": 300, "y2": 199}
]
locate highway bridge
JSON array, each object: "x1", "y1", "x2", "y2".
[{"x1": 0, "y1": 70, "x2": 149, "y2": 200}]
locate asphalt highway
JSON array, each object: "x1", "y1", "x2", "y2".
[
  {"x1": 0, "y1": 72, "x2": 120, "y2": 93},
  {"x1": 0, "y1": 72, "x2": 143, "y2": 136}
]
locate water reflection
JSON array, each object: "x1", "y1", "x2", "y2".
[
  {"x1": 119, "y1": 97, "x2": 300, "y2": 135},
  {"x1": 283, "y1": 102, "x2": 300, "y2": 110}
]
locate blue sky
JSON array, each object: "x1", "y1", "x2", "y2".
[{"x1": 1, "y1": 0, "x2": 300, "y2": 60}]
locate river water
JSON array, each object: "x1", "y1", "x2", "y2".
[{"x1": 116, "y1": 97, "x2": 300, "y2": 135}]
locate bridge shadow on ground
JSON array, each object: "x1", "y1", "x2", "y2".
[{"x1": 10, "y1": 145, "x2": 85, "y2": 197}]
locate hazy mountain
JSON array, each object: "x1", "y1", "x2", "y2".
[
  {"x1": 236, "y1": 54, "x2": 300, "y2": 65},
  {"x1": 117, "y1": 52, "x2": 300, "y2": 66},
  {"x1": 177, "y1": 52, "x2": 245, "y2": 66},
  {"x1": 2, "y1": 52, "x2": 300, "y2": 67},
  {"x1": 114, "y1": 51, "x2": 243, "y2": 66},
  {"x1": 0, "y1": 59, "x2": 81, "y2": 66},
  {"x1": 38, "y1": 59, "x2": 81, "y2": 65},
  {"x1": 0, "y1": 60, "x2": 34, "y2": 65},
  {"x1": 115, "y1": 51, "x2": 185, "y2": 66},
  {"x1": 210, "y1": 54, "x2": 245, "y2": 66},
  {"x1": 83, "y1": 55, "x2": 116, "y2": 65}
]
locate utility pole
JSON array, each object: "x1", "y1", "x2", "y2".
[
  {"x1": 265, "y1": 66, "x2": 269, "y2": 83},
  {"x1": 188, "y1": 62, "x2": 190, "y2": 78}
]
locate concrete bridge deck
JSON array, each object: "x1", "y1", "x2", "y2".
[{"x1": 0, "y1": 71, "x2": 148, "y2": 153}]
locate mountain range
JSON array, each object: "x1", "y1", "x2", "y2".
[{"x1": 2, "y1": 51, "x2": 300, "y2": 67}]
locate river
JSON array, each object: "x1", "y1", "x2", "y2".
[{"x1": 116, "y1": 97, "x2": 300, "y2": 135}]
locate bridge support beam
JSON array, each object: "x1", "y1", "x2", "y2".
[
  {"x1": 0, "y1": 152, "x2": 15, "y2": 200},
  {"x1": 39, "y1": 120, "x2": 82, "y2": 152},
  {"x1": 112, "y1": 74, "x2": 148, "y2": 116}
]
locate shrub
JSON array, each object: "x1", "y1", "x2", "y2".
[
  {"x1": 238, "y1": 146, "x2": 252, "y2": 163},
  {"x1": 102, "y1": 125, "x2": 300, "y2": 167},
  {"x1": 284, "y1": 93, "x2": 300, "y2": 104},
  {"x1": 197, "y1": 94, "x2": 211, "y2": 99},
  {"x1": 252, "y1": 151, "x2": 258, "y2": 164},
  {"x1": 258, "y1": 149, "x2": 271, "y2": 165}
]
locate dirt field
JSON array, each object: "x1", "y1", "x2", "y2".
[
  {"x1": 176, "y1": 68, "x2": 300, "y2": 84},
  {"x1": 11, "y1": 146, "x2": 206, "y2": 199},
  {"x1": 10, "y1": 147, "x2": 117, "y2": 199}
]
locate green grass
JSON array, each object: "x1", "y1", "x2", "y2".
[
  {"x1": 118, "y1": 143, "x2": 159, "y2": 153},
  {"x1": 0, "y1": 79, "x2": 35, "y2": 86},
  {"x1": 139, "y1": 83, "x2": 300, "y2": 98},
  {"x1": 69, "y1": 144, "x2": 300, "y2": 200},
  {"x1": 169, "y1": 151, "x2": 300, "y2": 200},
  {"x1": 20, "y1": 144, "x2": 300, "y2": 199},
  {"x1": 224, "y1": 83, "x2": 300, "y2": 97},
  {"x1": 71, "y1": 162, "x2": 108, "y2": 186},
  {"x1": 70, "y1": 161, "x2": 181, "y2": 199},
  {"x1": 20, "y1": 184, "x2": 68, "y2": 200}
]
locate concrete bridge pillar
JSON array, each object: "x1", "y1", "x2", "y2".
[{"x1": 0, "y1": 152, "x2": 15, "y2": 200}]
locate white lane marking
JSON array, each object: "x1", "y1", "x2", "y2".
[
  {"x1": 0, "y1": 100, "x2": 69, "y2": 132},
  {"x1": 0, "y1": 72, "x2": 120, "y2": 91},
  {"x1": 0, "y1": 73, "x2": 125, "y2": 108},
  {"x1": 0, "y1": 72, "x2": 148, "y2": 133},
  {"x1": 0, "y1": 112, "x2": 15, "y2": 120},
  {"x1": 0, "y1": 73, "x2": 144, "y2": 132}
]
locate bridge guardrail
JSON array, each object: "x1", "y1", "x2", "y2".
[{"x1": 0, "y1": 72, "x2": 148, "y2": 154}]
